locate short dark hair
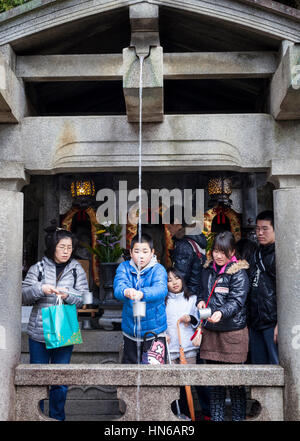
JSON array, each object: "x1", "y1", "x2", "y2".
[
  {"x1": 212, "y1": 231, "x2": 236, "y2": 259},
  {"x1": 130, "y1": 233, "x2": 154, "y2": 250},
  {"x1": 256, "y1": 210, "x2": 274, "y2": 229},
  {"x1": 235, "y1": 238, "x2": 257, "y2": 261},
  {"x1": 44, "y1": 228, "x2": 78, "y2": 260}
]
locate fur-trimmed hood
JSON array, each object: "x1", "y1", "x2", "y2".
[
  {"x1": 199, "y1": 257, "x2": 250, "y2": 333},
  {"x1": 204, "y1": 259, "x2": 249, "y2": 274}
]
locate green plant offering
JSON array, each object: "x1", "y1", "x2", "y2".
[{"x1": 85, "y1": 222, "x2": 124, "y2": 263}]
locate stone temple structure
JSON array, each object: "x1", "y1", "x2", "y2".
[{"x1": 0, "y1": 0, "x2": 299, "y2": 421}]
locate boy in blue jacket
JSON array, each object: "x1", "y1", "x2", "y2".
[{"x1": 113, "y1": 233, "x2": 168, "y2": 364}]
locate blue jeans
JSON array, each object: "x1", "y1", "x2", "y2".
[
  {"x1": 29, "y1": 338, "x2": 73, "y2": 421},
  {"x1": 249, "y1": 326, "x2": 279, "y2": 364}
]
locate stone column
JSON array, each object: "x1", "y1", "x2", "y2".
[
  {"x1": 270, "y1": 164, "x2": 300, "y2": 420},
  {"x1": 0, "y1": 172, "x2": 28, "y2": 420}
]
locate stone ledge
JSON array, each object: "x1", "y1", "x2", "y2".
[{"x1": 15, "y1": 364, "x2": 285, "y2": 387}]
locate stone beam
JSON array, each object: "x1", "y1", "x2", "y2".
[
  {"x1": 16, "y1": 54, "x2": 123, "y2": 82},
  {"x1": 16, "y1": 52, "x2": 277, "y2": 82},
  {"x1": 0, "y1": 50, "x2": 26, "y2": 123},
  {"x1": 270, "y1": 43, "x2": 300, "y2": 120},
  {"x1": 164, "y1": 52, "x2": 277, "y2": 79},
  {"x1": 1, "y1": 114, "x2": 298, "y2": 173}
]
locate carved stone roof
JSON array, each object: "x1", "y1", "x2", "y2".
[{"x1": 0, "y1": 0, "x2": 300, "y2": 55}]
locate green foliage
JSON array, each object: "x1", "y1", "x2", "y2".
[
  {"x1": 0, "y1": 0, "x2": 32, "y2": 13},
  {"x1": 204, "y1": 232, "x2": 216, "y2": 254},
  {"x1": 84, "y1": 222, "x2": 124, "y2": 263}
]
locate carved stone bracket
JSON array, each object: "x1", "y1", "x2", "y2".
[
  {"x1": 268, "y1": 159, "x2": 300, "y2": 189},
  {"x1": 116, "y1": 386, "x2": 180, "y2": 421},
  {"x1": 249, "y1": 387, "x2": 284, "y2": 421},
  {"x1": 15, "y1": 386, "x2": 55, "y2": 421}
]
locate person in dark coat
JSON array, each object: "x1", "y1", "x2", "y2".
[
  {"x1": 197, "y1": 231, "x2": 250, "y2": 421},
  {"x1": 248, "y1": 211, "x2": 278, "y2": 364},
  {"x1": 165, "y1": 210, "x2": 207, "y2": 297}
]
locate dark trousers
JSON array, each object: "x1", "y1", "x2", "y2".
[
  {"x1": 122, "y1": 335, "x2": 167, "y2": 364},
  {"x1": 195, "y1": 355, "x2": 211, "y2": 418},
  {"x1": 171, "y1": 386, "x2": 191, "y2": 417},
  {"x1": 29, "y1": 338, "x2": 73, "y2": 421},
  {"x1": 209, "y1": 385, "x2": 247, "y2": 421},
  {"x1": 206, "y1": 360, "x2": 246, "y2": 421},
  {"x1": 249, "y1": 326, "x2": 279, "y2": 364}
]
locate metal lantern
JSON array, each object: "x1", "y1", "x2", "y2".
[
  {"x1": 208, "y1": 177, "x2": 232, "y2": 196},
  {"x1": 208, "y1": 176, "x2": 232, "y2": 206},
  {"x1": 70, "y1": 178, "x2": 96, "y2": 208},
  {"x1": 71, "y1": 179, "x2": 95, "y2": 198}
]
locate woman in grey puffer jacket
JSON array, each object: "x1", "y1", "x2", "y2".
[{"x1": 22, "y1": 227, "x2": 89, "y2": 421}]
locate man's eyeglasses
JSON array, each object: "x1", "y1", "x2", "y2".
[{"x1": 255, "y1": 226, "x2": 271, "y2": 233}]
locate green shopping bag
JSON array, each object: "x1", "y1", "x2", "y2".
[{"x1": 42, "y1": 296, "x2": 82, "y2": 349}]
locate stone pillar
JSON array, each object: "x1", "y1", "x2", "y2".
[
  {"x1": 270, "y1": 163, "x2": 300, "y2": 420},
  {"x1": 0, "y1": 172, "x2": 28, "y2": 420}
]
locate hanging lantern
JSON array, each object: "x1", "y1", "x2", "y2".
[
  {"x1": 71, "y1": 178, "x2": 95, "y2": 207},
  {"x1": 208, "y1": 176, "x2": 232, "y2": 206},
  {"x1": 71, "y1": 179, "x2": 95, "y2": 198}
]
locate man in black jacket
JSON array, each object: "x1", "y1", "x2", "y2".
[
  {"x1": 249, "y1": 211, "x2": 279, "y2": 364},
  {"x1": 165, "y1": 207, "x2": 207, "y2": 296}
]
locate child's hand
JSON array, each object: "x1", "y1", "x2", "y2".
[
  {"x1": 207, "y1": 311, "x2": 222, "y2": 323},
  {"x1": 178, "y1": 314, "x2": 191, "y2": 326},
  {"x1": 197, "y1": 301, "x2": 206, "y2": 309},
  {"x1": 166, "y1": 335, "x2": 171, "y2": 344},
  {"x1": 133, "y1": 291, "x2": 143, "y2": 301},
  {"x1": 124, "y1": 288, "x2": 143, "y2": 301}
]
